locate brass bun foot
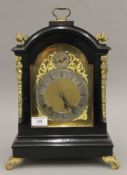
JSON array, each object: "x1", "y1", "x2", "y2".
[
  {"x1": 101, "y1": 155, "x2": 120, "y2": 169},
  {"x1": 5, "y1": 157, "x2": 24, "y2": 170}
]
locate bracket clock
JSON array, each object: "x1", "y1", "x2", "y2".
[{"x1": 6, "y1": 8, "x2": 119, "y2": 170}]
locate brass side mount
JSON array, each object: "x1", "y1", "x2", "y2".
[
  {"x1": 96, "y1": 32, "x2": 109, "y2": 120},
  {"x1": 101, "y1": 55, "x2": 108, "y2": 119},
  {"x1": 16, "y1": 56, "x2": 23, "y2": 118}
]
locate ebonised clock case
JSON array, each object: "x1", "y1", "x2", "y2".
[{"x1": 12, "y1": 20, "x2": 113, "y2": 159}]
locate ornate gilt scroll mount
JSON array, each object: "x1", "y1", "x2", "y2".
[
  {"x1": 73, "y1": 105, "x2": 88, "y2": 121},
  {"x1": 101, "y1": 155, "x2": 120, "y2": 169},
  {"x1": 66, "y1": 51, "x2": 88, "y2": 83},
  {"x1": 16, "y1": 56, "x2": 23, "y2": 118},
  {"x1": 101, "y1": 55, "x2": 108, "y2": 119},
  {"x1": 36, "y1": 53, "x2": 57, "y2": 85},
  {"x1": 5, "y1": 157, "x2": 24, "y2": 170}
]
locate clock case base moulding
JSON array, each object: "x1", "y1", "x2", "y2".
[
  {"x1": 5, "y1": 135, "x2": 119, "y2": 170},
  {"x1": 6, "y1": 20, "x2": 119, "y2": 169}
]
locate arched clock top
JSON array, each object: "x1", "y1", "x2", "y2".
[{"x1": 12, "y1": 25, "x2": 111, "y2": 58}]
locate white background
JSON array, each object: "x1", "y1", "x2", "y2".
[{"x1": 0, "y1": 0, "x2": 127, "y2": 174}]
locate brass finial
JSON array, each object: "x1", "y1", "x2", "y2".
[
  {"x1": 96, "y1": 32, "x2": 108, "y2": 44},
  {"x1": 16, "y1": 32, "x2": 28, "y2": 45}
]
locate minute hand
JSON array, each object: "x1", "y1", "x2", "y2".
[{"x1": 59, "y1": 92, "x2": 74, "y2": 111}]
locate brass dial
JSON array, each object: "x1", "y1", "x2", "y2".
[
  {"x1": 36, "y1": 69, "x2": 88, "y2": 122},
  {"x1": 30, "y1": 43, "x2": 94, "y2": 127}
]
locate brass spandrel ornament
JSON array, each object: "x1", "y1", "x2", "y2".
[{"x1": 6, "y1": 8, "x2": 119, "y2": 170}]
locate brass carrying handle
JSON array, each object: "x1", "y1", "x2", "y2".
[{"x1": 52, "y1": 8, "x2": 71, "y2": 21}]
